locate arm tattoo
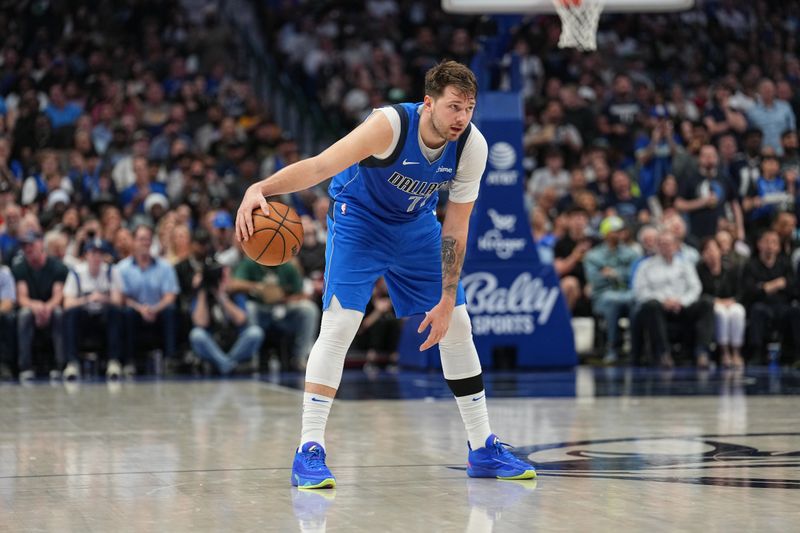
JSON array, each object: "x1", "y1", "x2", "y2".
[{"x1": 441, "y1": 236, "x2": 464, "y2": 296}]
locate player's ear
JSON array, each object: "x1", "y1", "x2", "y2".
[{"x1": 423, "y1": 94, "x2": 433, "y2": 112}]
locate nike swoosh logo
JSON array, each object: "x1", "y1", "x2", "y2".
[
  {"x1": 402, "y1": 159, "x2": 420, "y2": 165},
  {"x1": 472, "y1": 395, "x2": 485, "y2": 402},
  {"x1": 311, "y1": 397, "x2": 330, "y2": 403}
]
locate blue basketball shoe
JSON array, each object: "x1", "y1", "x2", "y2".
[
  {"x1": 467, "y1": 434, "x2": 537, "y2": 480},
  {"x1": 292, "y1": 442, "x2": 336, "y2": 489}
]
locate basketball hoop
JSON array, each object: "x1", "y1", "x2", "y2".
[{"x1": 552, "y1": 0, "x2": 605, "y2": 51}]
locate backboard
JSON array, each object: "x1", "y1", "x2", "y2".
[{"x1": 442, "y1": 0, "x2": 694, "y2": 14}]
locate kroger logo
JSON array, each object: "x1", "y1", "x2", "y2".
[
  {"x1": 486, "y1": 209, "x2": 516, "y2": 231},
  {"x1": 488, "y1": 142, "x2": 516, "y2": 170},
  {"x1": 478, "y1": 208, "x2": 526, "y2": 260}
]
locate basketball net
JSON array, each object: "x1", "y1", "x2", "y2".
[{"x1": 552, "y1": 0, "x2": 605, "y2": 51}]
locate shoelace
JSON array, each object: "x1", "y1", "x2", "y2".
[
  {"x1": 491, "y1": 439, "x2": 519, "y2": 460},
  {"x1": 305, "y1": 447, "x2": 327, "y2": 470}
]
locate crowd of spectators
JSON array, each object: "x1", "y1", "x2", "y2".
[
  {"x1": 4, "y1": 0, "x2": 800, "y2": 380},
  {"x1": 0, "y1": 0, "x2": 347, "y2": 382},
  {"x1": 259, "y1": 0, "x2": 800, "y2": 369}
]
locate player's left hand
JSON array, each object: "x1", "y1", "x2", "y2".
[{"x1": 418, "y1": 299, "x2": 455, "y2": 351}]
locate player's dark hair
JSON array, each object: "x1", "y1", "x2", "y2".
[{"x1": 424, "y1": 60, "x2": 478, "y2": 99}]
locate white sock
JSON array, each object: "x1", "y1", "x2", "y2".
[
  {"x1": 455, "y1": 391, "x2": 492, "y2": 449},
  {"x1": 300, "y1": 392, "x2": 333, "y2": 450}
]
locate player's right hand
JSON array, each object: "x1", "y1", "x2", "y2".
[{"x1": 236, "y1": 184, "x2": 270, "y2": 242}]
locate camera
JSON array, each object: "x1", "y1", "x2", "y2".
[{"x1": 201, "y1": 259, "x2": 223, "y2": 290}]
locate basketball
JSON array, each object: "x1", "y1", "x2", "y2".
[{"x1": 241, "y1": 200, "x2": 304, "y2": 266}]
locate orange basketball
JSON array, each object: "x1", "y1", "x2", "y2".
[{"x1": 241, "y1": 200, "x2": 304, "y2": 266}]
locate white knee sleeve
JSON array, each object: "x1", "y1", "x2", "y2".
[
  {"x1": 439, "y1": 305, "x2": 483, "y2": 381},
  {"x1": 304, "y1": 296, "x2": 363, "y2": 389}
]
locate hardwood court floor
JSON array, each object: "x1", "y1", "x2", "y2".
[{"x1": 1, "y1": 369, "x2": 798, "y2": 532}]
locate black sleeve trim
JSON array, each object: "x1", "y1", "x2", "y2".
[{"x1": 454, "y1": 123, "x2": 472, "y2": 172}]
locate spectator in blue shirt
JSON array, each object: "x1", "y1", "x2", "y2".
[
  {"x1": 44, "y1": 84, "x2": 83, "y2": 130},
  {"x1": 742, "y1": 153, "x2": 792, "y2": 235},
  {"x1": 634, "y1": 105, "x2": 679, "y2": 199},
  {"x1": 115, "y1": 224, "x2": 179, "y2": 373},
  {"x1": 747, "y1": 79, "x2": 796, "y2": 155},
  {"x1": 584, "y1": 216, "x2": 640, "y2": 364},
  {"x1": 120, "y1": 156, "x2": 168, "y2": 218}
]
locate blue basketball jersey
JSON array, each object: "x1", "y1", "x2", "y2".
[
  {"x1": 321, "y1": 103, "x2": 471, "y2": 316},
  {"x1": 328, "y1": 102, "x2": 472, "y2": 223}
]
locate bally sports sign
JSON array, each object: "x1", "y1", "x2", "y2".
[{"x1": 463, "y1": 271, "x2": 560, "y2": 335}]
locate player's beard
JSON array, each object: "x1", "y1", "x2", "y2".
[{"x1": 430, "y1": 111, "x2": 458, "y2": 143}]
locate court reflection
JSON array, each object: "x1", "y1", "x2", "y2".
[
  {"x1": 464, "y1": 478, "x2": 538, "y2": 532},
  {"x1": 291, "y1": 488, "x2": 337, "y2": 533}
]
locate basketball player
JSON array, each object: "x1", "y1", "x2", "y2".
[{"x1": 236, "y1": 61, "x2": 536, "y2": 488}]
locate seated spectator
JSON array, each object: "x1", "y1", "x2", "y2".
[
  {"x1": 44, "y1": 83, "x2": 83, "y2": 131},
  {"x1": 20, "y1": 150, "x2": 73, "y2": 211},
  {"x1": 703, "y1": 83, "x2": 748, "y2": 142},
  {"x1": 0, "y1": 203, "x2": 22, "y2": 266},
  {"x1": 746, "y1": 78, "x2": 796, "y2": 155},
  {"x1": 597, "y1": 74, "x2": 642, "y2": 166},
  {"x1": 781, "y1": 129, "x2": 799, "y2": 173},
  {"x1": 0, "y1": 260, "x2": 15, "y2": 377},
  {"x1": 113, "y1": 227, "x2": 134, "y2": 262},
  {"x1": 633, "y1": 231, "x2": 714, "y2": 368},
  {"x1": 523, "y1": 100, "x2": 583, "y2": 165},
  {"x1": 584, "y1": 216, "x2": 640, "y2": 364},
  {"x1": 574, "y1": 189, "x2": 602, "y2": 235},
  {"x1": 604, "y1": 170, "x2": 646, "y2": 227},
  {"x1": 115, "y1": 224, "x2": 180, "y2": 374},
  {"x1": 716, "y1": 228, "x2": 749, "y2": 273},
  {"x1": 556, "y1": 167, "x2": 588, "y2": 212},
  {"x1": 354, "y1": 278, "x2": 402, "y2": 372},
  {"x1": 586, "y1": 156, "x2": 612, "y2": 204},
  {"x1": 530, "y1": 206, "x2": 556, "y2": 265},
  {"x1": 645, "y1": 174, "x2": 679, "y2": 224},
  {"x1": 296, "y1": 215, "x2": 326, "y2": 306},
  {"x1": 12, "y1": 230, "x2": 68, "y2": 381},
  {"x1": 667, "y1": 84, "x2": 700, "y2": 123},
  {"x1": 167, "y1": 223, "x2": 192, "y2": 265},
  {"x1": 742, "y1": 153, "x2": 793, "y2": 236},
  {"x1": 527, "y1": 147, "x2": 571, "y2": 206},
  {"x1": 553, "y1": 207, "x2": 593, "y2": 316},
  {"x1": 672, "y1": 121, "x2": 709, "y2": 184},
  {"x1": 120, "y1": 156, "x2": 168, "y2": 218},
  {"x1": 628, "y1": 224, "x2": 660, "y2": 362},
  {"x1": 740, "y1": 230, "x2": 800, "y2": 365},
  {"x1": 175, "y1": 228, "x2": 213, "y2": 313},
  {"x1": 770, "y1": 211, "x2": 799, "y2": 260},
  {"x1": 62, "y1": 239, "x2": 122, "y2": 380},
  {"x1": 730, "y1": 128, "x2": 764, "y2": 200},
  {"x1": 112, "y1": 130, "x2": 152, "y2": 193},
  {"x1": 211, "y1": 211, "x2": 240, "y2": 267},
  {"x1": 189, "y1": 261, "x2": 265, "y2": 374},
  {"x1": 662, "y1": 212, "x2": 701, "y2": 264},
  {"x1": 697, "y1": 237, "x2": 745, "y2": 369},
  {"x1": 230, "y1": 257, "x2": 320, "y2": 370}
]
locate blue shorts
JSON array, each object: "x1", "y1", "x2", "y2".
[{"x1": 322, "y1": 200, "x2": 466, "y2": 317}]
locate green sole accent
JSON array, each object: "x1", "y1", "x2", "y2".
[
  {"x1": 498, "y1": 470, "x2": 537, "y2": 480},
  {"x1": 298, "y1": 478, "x2": 336, "y2": 489}
]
